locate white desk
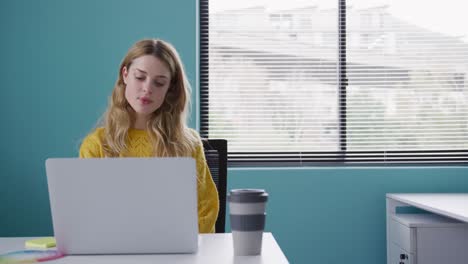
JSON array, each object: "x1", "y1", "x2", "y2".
[
  {"x1": 0, "y1": 233, "x2": 289, "y2": 264},
  {"x1": 386, "y1": 193, "x2": 468, "y2": 222},
  {"x1": 386, "y1": 193, "x2": 468, "y2": 264}
]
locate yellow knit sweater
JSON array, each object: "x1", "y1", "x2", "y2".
[{"x1": 79, "y1": 127, "x2": 219, "y2": 233}]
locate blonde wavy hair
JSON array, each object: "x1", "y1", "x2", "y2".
[{"x1": 101, "y1": 39, "x2": 198, "y2": 157}]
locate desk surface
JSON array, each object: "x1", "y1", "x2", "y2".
[
  {"x1": 387, "y1": 193, "x2": 468, "y2": 222},
  {"x1": 0, "y1": 233, "x2": 288, "y2": 264}
]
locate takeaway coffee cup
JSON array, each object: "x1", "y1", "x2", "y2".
[{"x1": 228, "y1": 189, "x2": 268, "y2": 256}]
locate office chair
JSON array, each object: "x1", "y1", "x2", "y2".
[{"x1": 202, "y1": 139, "x2": 227, "y2": 233}]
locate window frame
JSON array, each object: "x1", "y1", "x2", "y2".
[{"x1": 199, "y1": 0, "x2": 468, "y2": 167}]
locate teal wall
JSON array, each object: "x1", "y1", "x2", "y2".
[
  {"x1": 0, "y1": 0, "x2": 196, "y2": 235},
  {"x1": 226, "y1": 167, "x2": 468, "y2": 263},
  {"x1": 1, "y1": 1, "x2": 467, "y2": 264}
]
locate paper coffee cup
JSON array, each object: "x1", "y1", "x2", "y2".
[{"x1": 228, "y1": 189, "x2": 268, "y2": 256}]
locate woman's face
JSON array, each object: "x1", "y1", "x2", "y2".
[{"x1": 123, "y1": 55, "x2": 171, "y2": 116}]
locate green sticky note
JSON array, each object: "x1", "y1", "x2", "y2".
[{"x1": 25, "y1": 237, "x2": 56, "y2": 249}]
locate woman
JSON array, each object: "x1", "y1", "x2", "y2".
[{"x1": 79, "y1": 39, "x2": 219, "y2": 233}]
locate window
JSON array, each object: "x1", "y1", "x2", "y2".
[{"x1": 200, "y1": 0, "x2": 468, "y2": 166}]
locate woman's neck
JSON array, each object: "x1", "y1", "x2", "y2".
[{"x1": 134, "y1": 114, "x2": 148, "y2": 130}]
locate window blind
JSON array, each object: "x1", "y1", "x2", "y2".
[{"x1": 200, "y1": 0, "x2": 468, "y2": 166}]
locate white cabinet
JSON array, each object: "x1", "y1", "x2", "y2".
[{"x1": 388, "y1": 213, "x2": 468, "y2": 264}]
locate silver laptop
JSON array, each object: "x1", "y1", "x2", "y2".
[{"x1": 45, "y1": 157, "x2": 198, "y2": 255}]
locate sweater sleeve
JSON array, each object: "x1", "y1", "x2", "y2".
[
  {"x1": 194, "y1": 138, "x2": 220, "y2": 233},
  {"x1": 79, "y1": 128, "x2": 105, "y2": 158}
]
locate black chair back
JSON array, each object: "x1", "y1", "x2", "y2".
[{"x1": 202, "y1": 139, "x2": 227, "y2": 233}]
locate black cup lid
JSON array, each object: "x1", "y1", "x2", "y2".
[{"x1": 228, "y1": 189, "x2": 268, "y2": 203}]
